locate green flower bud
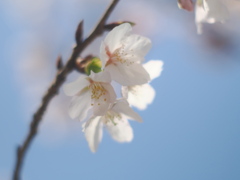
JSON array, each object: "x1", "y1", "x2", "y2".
[{"x1": 85, "y1": 57, "x2": 102, "y2": 75}]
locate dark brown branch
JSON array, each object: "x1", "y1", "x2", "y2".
[{"x1": 12, "y1": 1, "x2": 119, "y2": 180}]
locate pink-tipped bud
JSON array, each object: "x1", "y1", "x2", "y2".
[{"x1": 178, "y1": 0, "x2": 194, "y2": 12}]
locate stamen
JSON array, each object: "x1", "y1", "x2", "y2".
[
  {"x1": 104, "y1": 111, "x2": 122, "y2": 126},
  {"x1": 105, "y1": 45, "x2": 135, "y2": 66},
  {"x1": 90, "y1": 82, "x2": 107, "y2": 101}
]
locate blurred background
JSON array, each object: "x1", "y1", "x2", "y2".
[{"x1": 1, "y1": 0, "x2": 240, "y2": 179}]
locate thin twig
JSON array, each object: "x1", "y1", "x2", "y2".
[{"x1": 12, "y1": 1, "x2": 119, "y2": 180}]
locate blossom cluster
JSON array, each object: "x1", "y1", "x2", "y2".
[
  {"x1": 178, "y1": 0, "x2": 239, "y2": 34},
  {"x1": 63, "y1": 23, "x2": 163, "y2": 152}
]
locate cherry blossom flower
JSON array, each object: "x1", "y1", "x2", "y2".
[
  {"x1": 83, "y1": 99, "x2": 142, "y2": 152},
  {"x1": 195, "y1": 0, "x2": 229, "y2": 34},
  {"x1": 122, "y1": 60, "x2": 163, "y2": 110},
  {"x1": 100, "y1": 23, "x2": 151, "y2": 86},
  {"x1": 63, "y1": 71, "x2": 116, "y2": 121}
]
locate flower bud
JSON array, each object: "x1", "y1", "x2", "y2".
[
  {"x1": 56, "y1": 55, "x2": 63, "y2": 70},
  {"x1": 178, "y1": 0, "x2": 194, "y2": 12},
  {"x1": 75, "y1": 20, "x2": 83, "y2": 45},
  {"x1": 85, "y1": 57, "x2": 102, "y2": 75}
]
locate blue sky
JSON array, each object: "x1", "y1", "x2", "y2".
[{"x1": 1, "y1": 1, "x2": 240, "y2": 180}]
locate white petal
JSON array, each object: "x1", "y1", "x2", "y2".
[
  {"x1": 143, "y1": 60, "x2": 164, "y2": 80},
  {"x1": 68, "y1": 90, "x2": 91, "y2": 121},
  {"x1": 106, "y1": 63, "x2": 150, "y2": 86},
  {"x1": 195, "y1": 1, "x2": 207, "y2": 34},
  {"x1": 121, "y1": 86, "x2": 129, "y2": 99},
  {"x1": 93, "y1": 101, "x2": 110, "y2": 116},
  {"x1": 84, "y1": 116, "x2": 103, "y2": 153},
  {"x1": 112, "y1": 99, "x2": 142, "y2": 122},
  {"x1": 106, "y1": 117, "x2": 133, "y2": 143},
  {"x1": 100, "y1": 42, "x2": 109, "y2": 68},
  {"x1": 101, "y1": 83, "x2": 117, "y2": 103},
  {"x1": 195, "y1": 0, "x2": 228, "y2": 34},
  {"x1": 63, "y1": 75, "x2": 89, "y2": 96},
  {"x1": 91, "y1": 83, "x2": 116, "y2": 116},
  {"x1": 89, "y1": 71, "x2": 111, "y2": 83},
  {"x1": 128, "y1": 84, "x2": 155, "y2": 110},
  {"x1": 122, "y1": 34, "x2": 151, "y2": 59},
  {"x1": 104, "y1": 23, "x2": 132, "y2": 53},
  {"x1": 204, "y1": 0, "x2": 228, "y2": 22}
]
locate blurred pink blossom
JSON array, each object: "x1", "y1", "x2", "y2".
[{"x1": 178, "y1": 0, "x2": 194, "y2": 11}]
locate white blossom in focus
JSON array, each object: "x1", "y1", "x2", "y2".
[
  {"x1": 63, "y1": 71, "x2": 116, "y2": 121},
  {"x1": 195, "y1": 0, "x2": 229, "y2": 34},
  {"x1": 122, "y1": 60, "x2": 163, "y2": 110},
  {"x1": 100, "y1": 23, "x2": 151, "y2": 86},
  {"x1": 83, "y1": 99, "x2": 142, "y2": 152}
]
